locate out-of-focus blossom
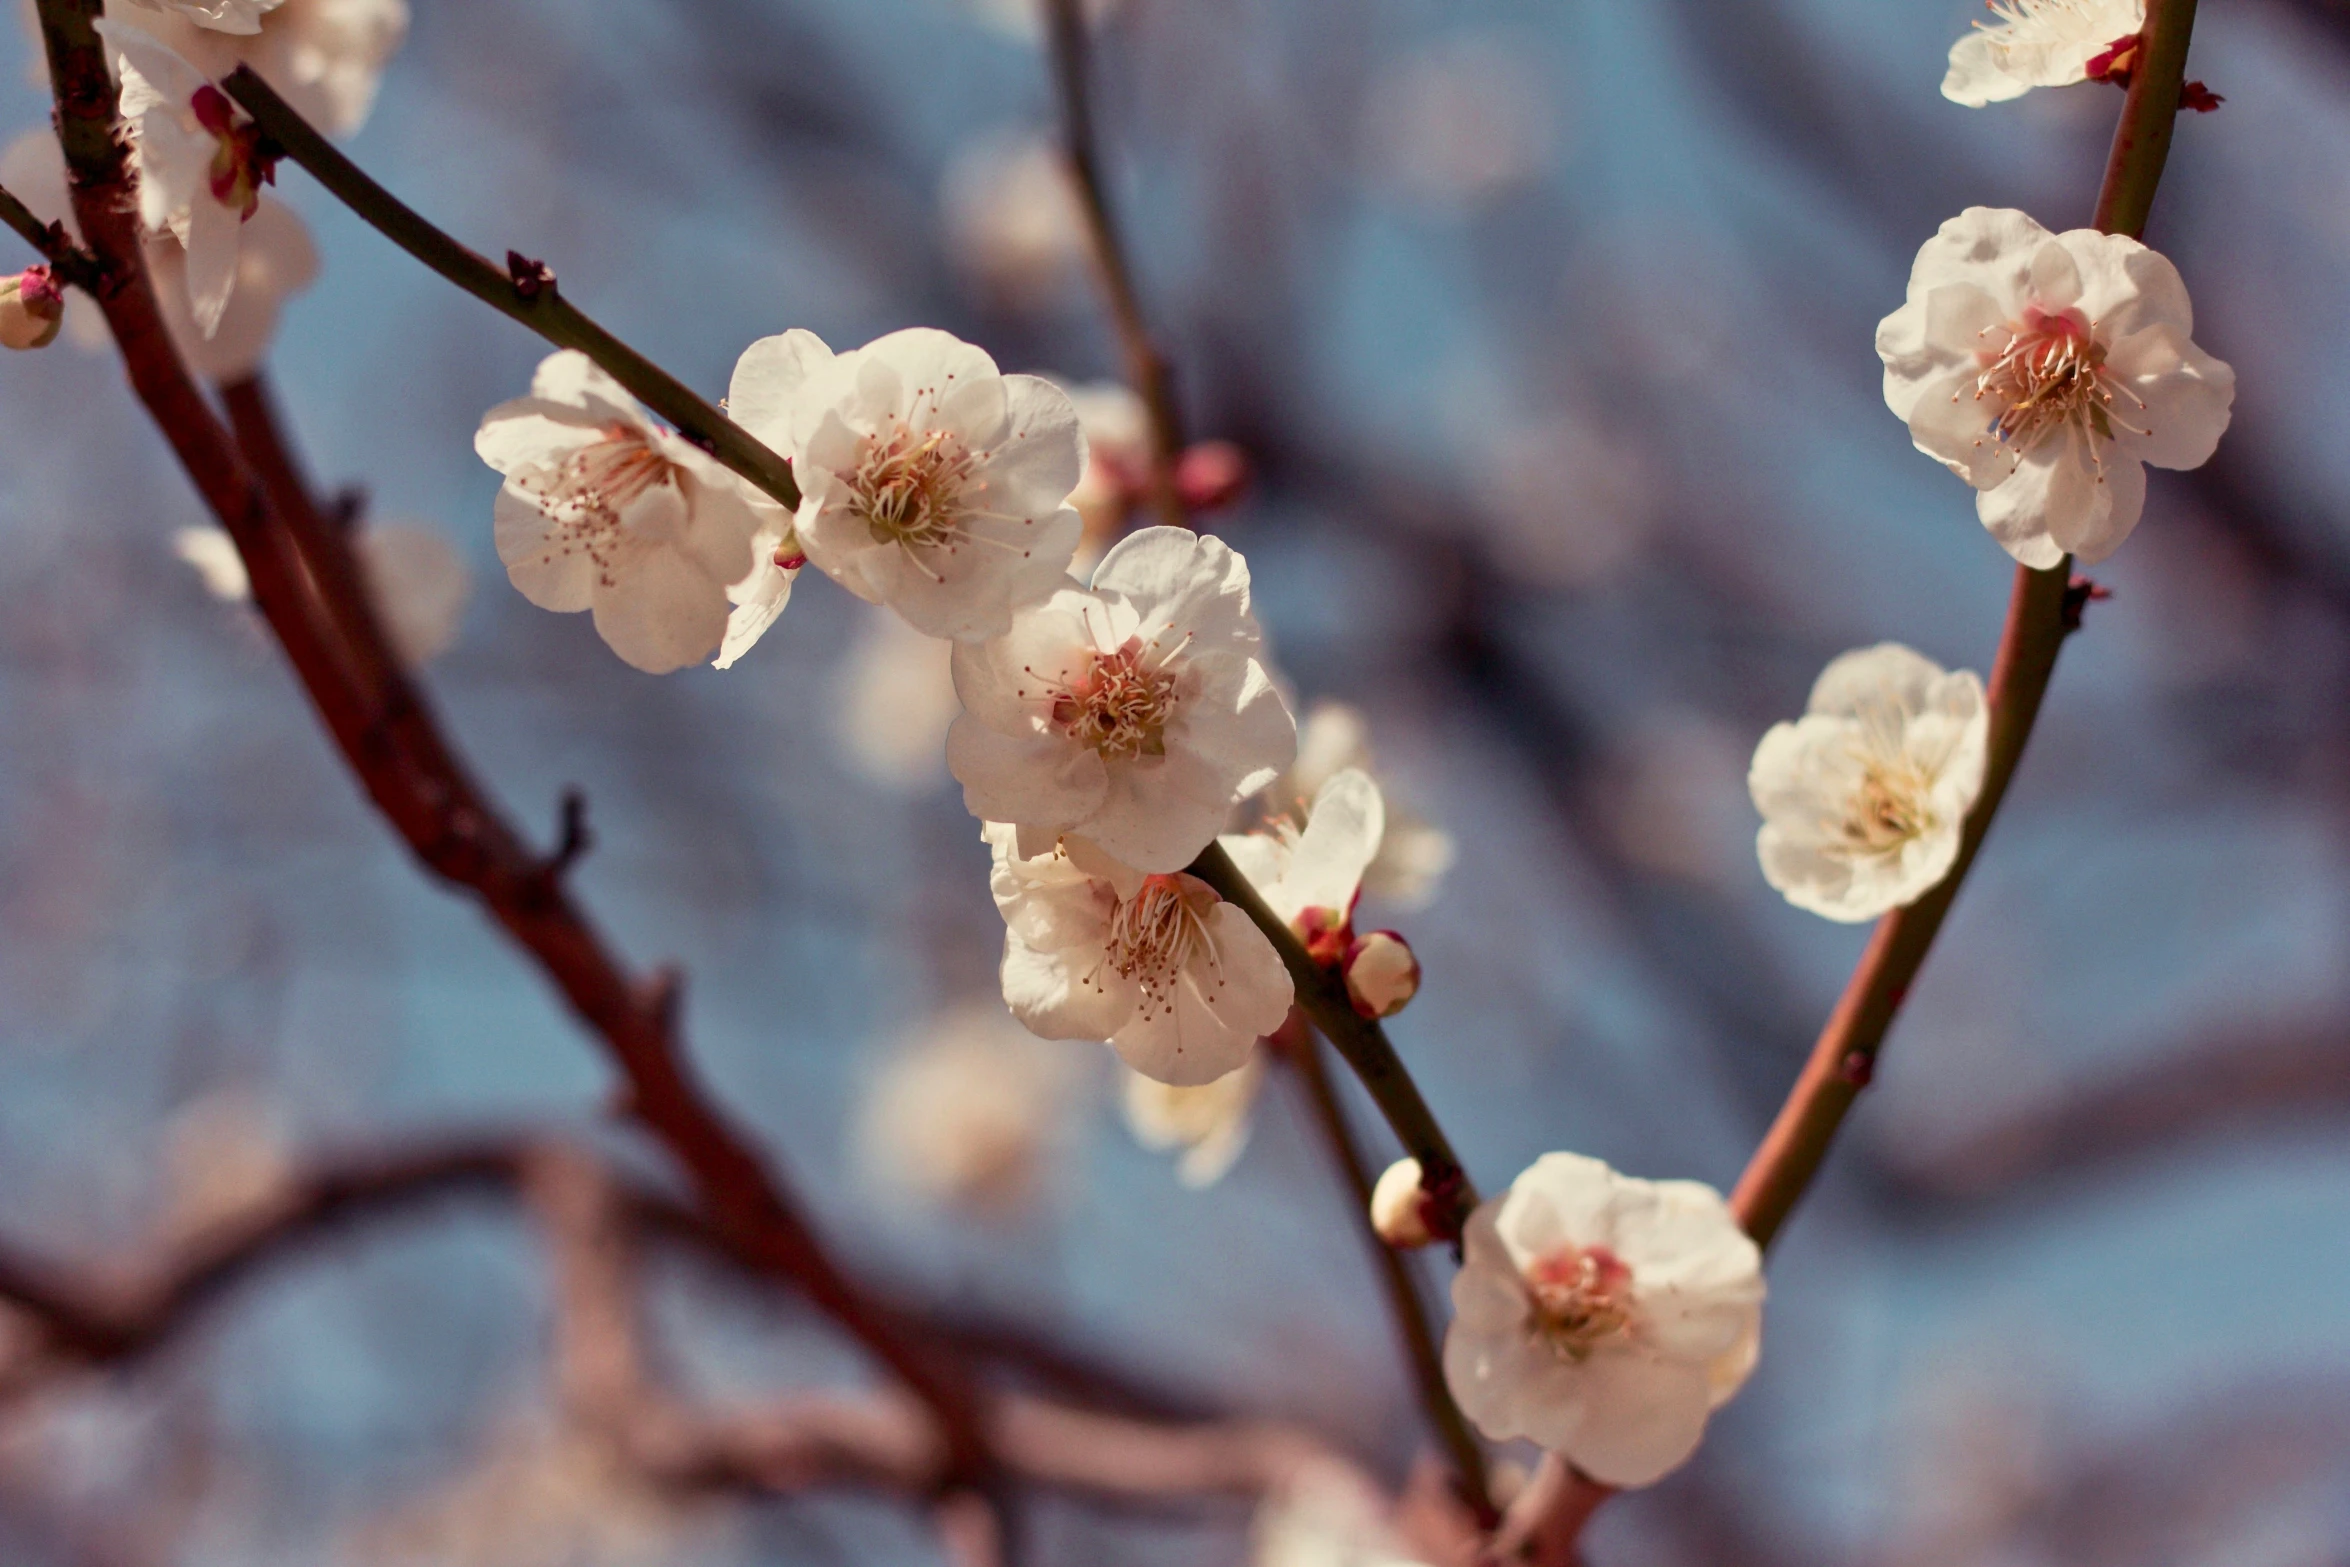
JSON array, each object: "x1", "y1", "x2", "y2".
[
  {"x1": 1942, "y1": 0, "x2": 2141, "y2": 107},
  {"x1": 0, "y1": 130, "x2": 314, "y2": 376},
  {"x1": 1222, "y1": 767, "x2": 1384, "y2": 958},
  {"x1": 1120, "y1": 1048, "x2": 1264, "y2": 1187},
  {"x1": 173, "y1": 524, "x2": 251, "y2": 600},
  {"x1": 1600, "y1": 711, "x2": 1754, "y2": 889},
  {"x1": 172, "y1": 520, "x2": 471, "y2": 666},
  {"x1": 1444, "y1": 1152, "x2": 1764, "y2": 1488},
  {"x1": 1270, "y1": 703, "x2": 1455, "y2": 909},
  {"x1": 1749, "y1": 643, "x2": 1988, "y2": 923},
  {"x1": 986, "y1": 823, "x2": 1291, "y2": 1086},
  {"x1": 1877, "y1": 206, "x2": 2234, "y2": 566},
  {"x1": 1251, "y1": 1469, "x2": 1434, "y2": 1567},
  {"x1": 711, "y1": 512, "x2": 801, "y2": 671},
  {"x1": 117, "y1": 0, "x2": 409, "y2": 135},
  {"x1": 1057, "y1": 377, "x2": 1151, "y2": 563},
  {"x1": 360, "y1": 523, "x2": 471, "y2": 668},
  {"x1": 349, "y1": 1417, "x2": 716, "y2": 1567},
  {"x1": 475, "y1": 351, "x2": 764, "y2": 674},
  {"x1": 729, "y1": 326, "x2": 1083, "y2": 642},
  {"x1": 1343, "y1": 930, "x2": 1419, "y2": 1020},
  {"x1": 1370, "y1": 1156, "x2": 1434, "y2": 1250},
  {"x1": 128, "y1": 0, "x2": 281, "y2": 34},
  {"x1": 1463, "y1": 406, "x2": 1658, "y2": 589},
  {"x1": 0, "y1": 265, "x2": 61, "y2": 349},
  {"x1": 953, "y1": 527, "x2": 1295, "y2": 872},
  {"x1": 1360, "y1": 32, "x2": 1558, "y2": 211},
  {"x1": 941, "y1": 131, "x2": 1089, "y2": 308},
  {"x1": 857, "y1": 1002, "x2": 1085, "y2": 1218},
  {"x1": 155, "y1": 1086, "x2": 288, "y2": 1241},
  {"x1": 95, "y1": 19, "x2": 275, "y2": 336},
  {"x1": 831, "y1": 605, "x2": 958, "y2": 790}
]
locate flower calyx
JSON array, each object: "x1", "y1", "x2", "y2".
[
  {"x1": 190, "y1": 84, "x2": 275, "y2": 219},
  {"x1": 0, "y1": 266, "x2": 66, "y2": 350}
]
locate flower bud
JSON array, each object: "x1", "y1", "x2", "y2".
[
  {"x1": 0, "y1": 266, "x2": 65, "y2": 351},
  {"x1": 1344, "y1": 930, "x2": 1419, "y2": 1020},
  {"x1": 1174, "y1": 439, "x2": 1251, "y2": 513},
  {"x1": 1370, "y1": 1156, "x2": 1433, "y2": 1248}
]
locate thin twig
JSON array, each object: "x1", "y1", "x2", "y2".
[
  {"x1": 34, "y1": 0, "x2": 987, "y2": 1484},
  {"x1": 0, "y1": 180, "x2": 99, "y2": 289},
  {"x1": 1280, "y1": 1021, "x2": 1495, "y2": 1525},
  {"x1": 1189, "y1": 841, "x2": 1480, "y2": 1237},
  {"x1": 1041, "y1": 0, "x2": 1188, "y2": 528},
  {"x1": 216, "y1": 67, "x2": 802, "y2": 513}
]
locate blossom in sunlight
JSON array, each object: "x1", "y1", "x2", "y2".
[
  {"x1": 710, "y1": 511, "x2": 802, "y2": 670},
  {"x1": 1221, "y1": 767, "x2": 1384, "y2": 958},
  {"x1": 1251, "y1": 1471, "x2": 1434, "y2": 1567},
  {"x1": 1271, "y1": 703, "x2": 1456, "y2": 910},
  {"x1": 360, "y1": 523, "x2": 472, "y2": 668},
  {"x1": 1370, "y1": 1156, "x2": 1435, "y2": 1250},
  {"x1": 96, "y1": 18, "x2": 278, "y2": 337},
  {"x1": 118, "y1": 0, "x2": 410, "y2": 135},
  {"x1": 476, "y1": 351, "x2": 765, "y2": 674},
  {"x1": 857, "y1": 1003, "x2": 1084, "y2": 1219},
  {"x1": 728, "y1": 325, "x2": 1084, "y2": 642},
  {"x1": 1748, "y1": 643, "x2": 1988, "y2": 923},
  {"x1": 1444, "y1": 1152, "x2": 1764, "y2": 1489},
  {"x1": 1120, "y1": 1048, "x2": 1265, "y2": 1187},
  {"x1": 941, "y1": 131, "x2": 1089, "y2": 307},
  {"x1": 952, "y1": 526, "x2": 1296, "y2": 873},
  {"x1": 127, "y1": 0, "x2": 283, "y2": 34},
  {"x1": 1877, "y1": 206, "x2": 2234, "y2": 566},
  {"x1": 0, "y1": 266, "x2": 62, "y2": 350},
  {"x1": 1942, "y1": 0, "x2": 2141, "y2": 107},
  {"x1": 987, "y1": 823, "x2": 1292, "y2": 1086}
]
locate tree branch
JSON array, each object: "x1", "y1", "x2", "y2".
[
  {"x1": 33, "y1": 0, "x2": 985, "y2": 1485},
  {"x1": 1041, "y1": 0, "x2": 1188, "y2": 528},
  {"x1": 216, "y1": 67, "x2": 801, "y2": 513},
  {"x1": 0, "y1": 180, "x2": 99, "y2": 290},
  {"x1": 1278, "y1": 1018, "x2": 1494, "y2": 1525}
]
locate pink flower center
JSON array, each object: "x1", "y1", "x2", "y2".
[
  {"x1": 852, "y1": 426, "x2": 979, "y2": 559},
  {"x1": 1047, "y1": 636, "x2": 1180, "y2": 761},
  {"x1": 1524, "y1": 1243, "x2": 1638, "y2": 1360},
  {"x1": 1972, "y1": 305, "x2": 2141, "y2": 457},
  {"x1": 191, "y1": 85, "x2": 274, "y2": 221},
  {"x1": 517, "y1": 426, "x2": 682, "y2": 583},
  {"x1": 1098, "y1": 873, "x2": 1225, "y2": 1023}
]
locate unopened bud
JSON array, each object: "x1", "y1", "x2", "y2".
[
  {"x1": 1, "y1": 266, "x2": 64, "y2": 351},
  {"x1": 1344, "y1": 930, "x2": 1419, "y2": 1020},
  {"x1": 1174, "y1": 439, "x2": 1250, "y2": 513},
  {"x1": 1370, "y1": 1156, "x2": 1434, "y2": 1249}
]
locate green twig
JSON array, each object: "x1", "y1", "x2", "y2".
[{"x1": 218, "y1": 66, "x2": 801, "y2": 512}]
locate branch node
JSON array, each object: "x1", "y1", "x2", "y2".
[
  {"x1": 542, "y1": 787, "x2": 593, "y2": 881},
  {"x1": 327, "y1": 483, "x2": 368, "y2": 530},
  {"x1": 507, "y1": 250, "x2": 556, "y2": 299},
  {"x1": 2061, "y1": 573, "x2": 2112, "y2": 631},
  {"x1": 1837, "y1": 1049, "x2": 1876, "y2": 1088}
]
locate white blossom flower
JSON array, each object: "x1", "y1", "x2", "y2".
[
  {"x1": 174, "y1": 524, "x2": 251, "y2": 600},
  {"x1": 1942, "y1": 0, "x2": 2141, "y2": 108},
  {"x1": 987, "y1": 823, "x2": 1292, "y2": 1086},
  {"x1": 952, "y1": 527, "x2": 1296, "y2": 872},
  {"x1": 940, "y1": 131, "x2": 1089, "y2": 307},
  {"x1": 1877, "y1": 206, "x2": 2234, "y2": 566},
  {"x1": 475, "y1": 351, "x2": 765, "y2": 674},
  {"x1": 1272, "y1": 703, "x2": 1455, "y2": 909},
  {"x1": 117, "y1": 0, "x2": 409, "y2": 135},
  {"x1": 1370, "y1": 1156, "x2": 1434, "y2": 1249},
  {"x1": 1444, "y1": 1152, "x2": 1764, "y2": 1489},
  {"x1": 710, "y1": 511, "x2": 801, "y2": 670},
  {"x1": 1748, "y1": 643, "x2": 1988, "y2": 923},
  {"x1": 1251, "y1": 1471, "x2": 1433, "y2": 1567},
  {"x1": 1120, "y1": 1049, "x2": 1265, "y2": 1187},
  {"x1": 127, "y1": 0, "x2": 283, "y2": 35},
  {"x1": 1221, "y1": 767, "x2": 1385, "y2": 959},
  {"x1": 360, "y1": 523, "x2": 471, "y2": 668},
  {"x1": 727, "y1": 326, "x2": 1084, "y2": 642},
  {"x1": 1343, "y1": 930, "x2": 1420, "y2": 1020},
  {"x1": 95, "y1": 18, "x2": 276, "y2": 337},
  {"x1": 856, "y1": 1003, "x2": 1085, "y2": 1218}
]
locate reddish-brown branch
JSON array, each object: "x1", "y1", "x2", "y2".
[{"x1": 30, "y1": 0, "x2": 986, "y2": 1483}]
